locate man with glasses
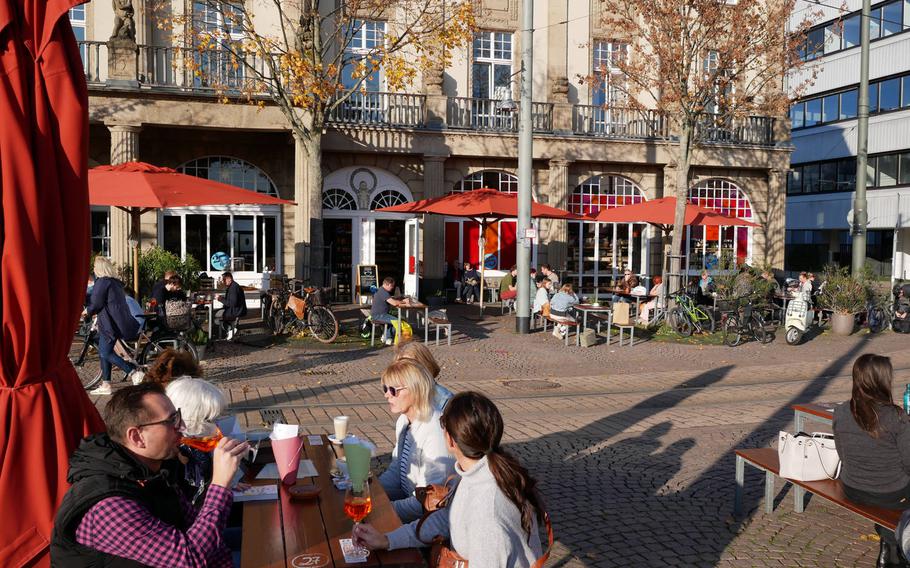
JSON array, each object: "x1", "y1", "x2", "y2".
[{"x1": 51, "y1": 383, "x2": 248, "y2": 567}]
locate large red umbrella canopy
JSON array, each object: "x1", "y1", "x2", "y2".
[
  {"x1": 89, "y1": 161, "x2": 295, "y2": 208},
  {"x1": 376, "y1": 188, "x2": 580, "y2": 221},
  {"x1": 377, "y1": 188, "x2": 580, "y2": 312},
  {"x1": 588, "y1": 196, "x2": 759, "y2": 229},
  {"x1": 0, "y1": 1, "x2": 105, "y2": 566}
]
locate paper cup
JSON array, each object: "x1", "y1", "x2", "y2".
[
  {"x1": 271, "y1": 435, "x2": 303, "y2": 485},
  {"x1": 333, "y1": 416, "x2": 349, "y2": 440}
]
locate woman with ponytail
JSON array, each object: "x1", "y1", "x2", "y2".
[{"x1": 354, "y1": 391, "x2": 547, "y2": 567}]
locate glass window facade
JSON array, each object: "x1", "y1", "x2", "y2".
[
  {"x1": 798, "y1": 0, "x2": 906, "y2": 60},
  {"x1": 686, "y1": 179, "x2": 753, "y2": 270},
  {"x1": 788, "y1": 149, "x2": 910, "y2": 194},
  {"x1": 791, "y1": 70, "x2": 910, "y2": 130}
]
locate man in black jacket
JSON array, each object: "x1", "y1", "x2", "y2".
[
  {"x1": 51, "y1": 383, "x2": 248, "y2": 567},
  {"x1": 219, "y1": 272, "x2": 248, "y2": 340}
]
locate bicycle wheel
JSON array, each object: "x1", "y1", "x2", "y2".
[
  {"x1": 695, "y1": 308, "x2": 716, "y2": 334},
  {"x1": 307, "y1": 306, "x2": 339, "y2": 343},
  {"x1": 723, "y1": 316, "x2": 743, "y2": 347},
  {"x1": 750, "y1": 313, "x2": 771, "y2": 344},
  {"x1": 139, "y1": 334, "x2": 199, "y2": 366},
  {"x1": 69, "y1": 334, "x2": 102, "y2": 390},
  {"x1": 672, "y1": 308, "x2": 693, "y2": 336}
]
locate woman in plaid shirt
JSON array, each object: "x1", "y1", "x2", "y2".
[{"x1": 51, "y1": 383, "x2": 248, "y2": 567}]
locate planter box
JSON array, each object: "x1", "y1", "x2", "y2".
[{"x1": 831, "y1": 312, "x2": 855, "y2": 336}]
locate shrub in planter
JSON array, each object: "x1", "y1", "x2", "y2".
[
  {"x1": 120, "y1": 246, "x2": 203, "y2": 299},
  {"x1": 817, "y1": 266, "x2": 867, "y2": 335}
]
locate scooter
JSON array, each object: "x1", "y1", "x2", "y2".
[{"x1": 785, "y1": 290, "x2": 814, "y2": 345}]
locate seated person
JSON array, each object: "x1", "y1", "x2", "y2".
[
  {"x1": 638, "y1": 276, "x2": 664, "y2": 324},
  {"x1": 894, "y1": 284, "x2": 910, "y2": 334},
  {"x1": 549, "y1": 283, "x2": 579, "y2": 339},
  {"x1": 51, "y1": 382, "x2": 248, "y2": 567},
  {"x1": 372, "y1": 276, "x2": 405, "y2": 345},
  {"x1": 218, "y1": 271, "x2": 247, "y2": 340},
  {"x1": 540, "y1": 264, "x2": 559, "y2": 289},
  {"x1": 144, "y1": 347, "x2": 203, "y2": 386},
  {"x1": 694, "y1": 270, "x2": 715, "y2": 306},
  {"x1": 150, "y1": 270, "x2": 177, "y2": 308},
  {"x1": 499, "y1": 265, "x2": 518, "y2": 305},
  {"x1": 611, "y1": 269, "x2": 639, "y2": 304},
  {"x1": 453, "y1": 262, "x2": 480, "y2": 304},
  {"x1": 153, "y1": 273, "x2": 187, "y2": 310},
  {"x1": 531, "y1": 277, "x2": 551, "y2": 316}
]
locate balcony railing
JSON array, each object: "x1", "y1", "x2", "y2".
[
  {"x1": 695, "y1": 115, "x2": 775, "y2": 146},
  {"x1": 447, "y1": 98, "x2": 553, "y2": 132},
  {"x1": 79, "y1": 41, "x2": 106, "y2": 85},
  {"x1": 139, "y1": 45, "x2": 274, "y2": 93},
  {"x1": 326, "y1": 92, "x2": 426, "y2": 127},
  {"x1": 573, "y1": 106, "x2": 669, "y2": 139}
]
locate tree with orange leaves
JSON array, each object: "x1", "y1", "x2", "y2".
[{"x1": 592, "y1": 0, "x2": 818, "y2": 290}]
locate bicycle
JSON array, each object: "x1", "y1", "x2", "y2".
[
  {"x1": 722, "y1": 298, "x2": 773, "y2": 347},
  {"x1": 668, "y1": 291, "x2": 715, "y2": 336},
  {"x1": 70, "y1": 314, "x2": 199, "y2": 390},
  {"x1": 857, "y1": 293, "x2": 892, "y2": 334},
  {"x1": 268, "y1": 285, "x2": 339, "y2": 343}
]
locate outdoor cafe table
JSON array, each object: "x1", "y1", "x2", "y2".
[
  {"x1": 790, "y1": 402, "x2": 838, "y2": 513},
  {"x1": 396, "y1": 300, "x2": 430, "y2": 343},
  {"x1": 610, "y1": 291, "x2": 647, "y2": 317},
  {"x1": 241, "y1": 434, "x2": 425, "y2": 568},
  {"x1": 574, "y1": 304, "x2": 612, "y2": 332}
]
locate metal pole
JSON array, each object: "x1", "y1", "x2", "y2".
[
  {"x1": 516, "y1": 0, "x2": 533, "y2": 334},
  {"x1": 852, "y1": 0, "x2": 871, "y2": 275}
]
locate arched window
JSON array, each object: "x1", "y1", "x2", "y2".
[
  {"x1": 370, "y1": 189, "x2": 408, "y2": 210},
  {"x1": 452, "y1": 170, "x2": 518, "y2": 193},
  {"x1": 688, "y1": 178, "x2": 753, "y2": 219},
  {"x1": 178, "y1": 156, "x2": 278, "y2": 196},
  {"x1": 570, "y1": 175, "x2": 645, "y2": 215},
  {"x1": 323, "y1": 188, "x2": 357, "y2": 210}
]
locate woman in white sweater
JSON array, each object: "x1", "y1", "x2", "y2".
[
  {"x1": 355, "y1": 392, "x2": 546, "y2": 567},
  {"x1": 377, "y1": 360, "x2": 455, "y2": 523}
]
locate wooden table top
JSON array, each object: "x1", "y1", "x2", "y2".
[
  {"x1": 792, "y1": 402, "x2": 838, "y2": 421},
  {"x1": 575, "y1": 304, "x2": 612, "y2": 311},
  {"x1": 241, "y1": 435, "x2": 425, "y2": 568}
]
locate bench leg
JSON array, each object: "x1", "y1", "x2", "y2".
[
  {"x1": 764, "y1": 470, "x2": 775, "y2": 514},
  {"x1": 447, "y1": 325, "x2": 451, "y2": 346},
  {"x1": 734, "y1": 455, "x2": 744, "y2": 518},
  {"x1": 564, "y1": 325, "x2": 569, "y2": 347},
  {"x1": 794, "y1": 486, "x2": 805, "y2": 513},
  {"x1": 371, "y1": 324, "x2": 376, "y2": 347},
  {"x1": 630, "y1": 326, "x2": 634, "y2": 346},
  {"x1": 435, "y1": 326, "x2": 440, "y2": 346}
]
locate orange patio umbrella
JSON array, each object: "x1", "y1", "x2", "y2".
[
  {"x1": 377, "y1": 188, "x2": 581, "y2": 312},
  {"x1": 89, "y1": 161, "x2": 294, "y2": 293},
  {"x1": 587, "y1": 196, "x2": 760, "y2": 229}
]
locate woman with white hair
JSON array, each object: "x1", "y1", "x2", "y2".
[{"x1": 166, "y1": 377, "x2": 228, "y2": 506}]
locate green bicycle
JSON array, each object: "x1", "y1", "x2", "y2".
[{"x1": 668, "y1": 291, "x2": 715, "y2": 336}]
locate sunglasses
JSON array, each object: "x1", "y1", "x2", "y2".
[
  {"x1": 382, "y1": 384, "x2": 408, "y2": 397},
  {"x1": 137, "y1": 408, "x2": 182, "y2": 429}
]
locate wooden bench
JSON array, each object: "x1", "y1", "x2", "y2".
[
  {"x1": 540, "y1": 314, "x2": 581, "y2": 347},
  {"x1": 734, "y1": 447, "x2": 901, "y2": 532},
  {"x1": 428, "y1": 316, "x2": 452, "y2": 346},
  {"x1": 370, "y1": 320, "x2": 391, "y2": 347}
]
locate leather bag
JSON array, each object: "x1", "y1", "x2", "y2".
[
  {"x1": 287, "y1": 294, "x2": 306, "y2": 320},
  {"x1": 778, "y1": 431, "x2": 841, "y2": 481}
]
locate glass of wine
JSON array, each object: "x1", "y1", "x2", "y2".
[
  {"x1": 343, "y1": 482, "x2": 372, "y2": 557},
  {"x1": 180, "y1": 423, "x2": 223, "y2": 453}
]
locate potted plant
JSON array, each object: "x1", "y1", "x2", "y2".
[
  {"x1": 817, "y1": 266, "x2": 866, "y2": 336},
  {"x1": 427, "y1": 289, "x2": 446, "y2": 308}
]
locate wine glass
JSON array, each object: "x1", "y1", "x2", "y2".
[
  {"x1": 344, "y1": 482, "x2": 372, "y2": 557},
  {"x1": 180, "y1": 423, "x2": 223, "y2": 452}
]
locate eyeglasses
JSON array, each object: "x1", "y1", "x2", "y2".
[
  {"x1": 382, "y1": 384, "x2": 408, "y2": 397},
  {"x1": 137, "y1": 408, "x2": 182, "y2": 429}
]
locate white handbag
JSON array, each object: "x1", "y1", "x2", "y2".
[{"x1": 777, "y1": 431, "x2": 842, "y2": 481}]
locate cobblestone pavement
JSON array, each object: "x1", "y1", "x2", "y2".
[{"x1": 94, "y1": 305, "x2": 910, "y2": 566}]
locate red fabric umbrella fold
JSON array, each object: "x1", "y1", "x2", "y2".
[
  {"x1": 587, "y1": 196, "x2": 759, "y2": 228},
  {"x1": 0, "y1": 4, "x2": 104, "y2": 567}
]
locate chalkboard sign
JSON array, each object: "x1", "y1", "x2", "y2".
[{"x1": 357, "y1": 264, "x2": 379, "y2": 296}]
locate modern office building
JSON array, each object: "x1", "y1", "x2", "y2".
[
  {"x1": 787, "y1": 0, "x2": 910, "y2": 279},
  {"x1": 77, "y1": 0, "x2": 790, "y2": 300}
]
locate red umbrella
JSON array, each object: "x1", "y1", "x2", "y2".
[
  {"x1": 587, "y1": 197, "x2": 759, "y2": 229},
  {"x1": 0, "y1": 3, "x2": 105, "y2": 566},
  {"x1": 89, "y1": 161, "x2": 295, "y2": 292},
  {"x1": 377, "y1": 189, "x2": 580, "y2": 312}
]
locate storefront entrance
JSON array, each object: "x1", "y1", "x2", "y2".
[
  {"x1": 375, "y1": 220, "x2": 406, "y2": 289},
  {"x1": 323, "y1": 219, "x2": 354, "y2": 300}
]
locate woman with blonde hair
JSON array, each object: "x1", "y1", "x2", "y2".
[
  {"x1": 393, "y1": 341, "x2": 453, "y2": 410},
  {"x1": 377, "y1": 360, "x2": 455, "y2": 523},
  {"x1": 82, "y1": 256, "x2": 143, "y2": 395}
]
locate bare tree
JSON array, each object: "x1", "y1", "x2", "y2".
[
  {"x1": 592, "y1": 0, "x2": 819, "y2": 290},
  {"x1": 157, "y1": 0, "x2": 475, "y2": 278}
]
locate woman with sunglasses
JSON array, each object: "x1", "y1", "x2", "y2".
[
  {"x1": 377, "y1": 360, "x2": 455, "y2": 523},
  {"x1": 355, "y1": 391, "x2": 547, "y2": 567}
]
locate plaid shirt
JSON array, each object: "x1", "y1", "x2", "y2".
[{"x1": 74, "y1": 482, "x2": 233, "y2": 567}]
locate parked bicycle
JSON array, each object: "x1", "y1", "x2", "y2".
[
  {"x1": 722, "y1": 298, "x2": 773, "y2": 347},
  {"x1": 267, "y1": 285, "x2": 339, "y2": 343},
  {"x1": 69, "y1": 314, "x2": 199, "y2": 391},
  {"x1": 668, "y1": 290, "x2": 715, "y2": 336},
  {"x1": 857, "y1": 292, "x2": 892, "y2": 334}
]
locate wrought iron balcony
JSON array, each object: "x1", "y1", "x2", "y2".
[
  {"x1": 446, "y1": 97, "x2": 553, "y2": 133},
  {"x1": 325, "y1": 92, "x2": 426, "y2": 128},
  {"x1": 573, "y1": 105, "x2": 669, "y2": 139},
  {"x1": 694, "y1": 115, "x2": 775, "y2": 146}
]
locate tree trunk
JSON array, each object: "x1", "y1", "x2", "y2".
[
  {"x1": 668, "y1": 122, "x2": 693, "y2": 296},
  {"x1": 292, "y1": 125, "x2": 326, "y2": 285}
]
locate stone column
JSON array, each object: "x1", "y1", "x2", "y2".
[
  {"x1": 546, "y1": 159, "x2": 571, "y2": 270},
  {"x1": 424, "y1": 63, "x2": 447, "y2": 129},
  {"x1": 547, "y1": 1, "x2": 573, "y2": 133},
  {"x1": 107, "y1": 123, "x2": 142, "y2": 268},
  {"x1": 422, "y1": 155, "x2": 448, "y2": 290}
]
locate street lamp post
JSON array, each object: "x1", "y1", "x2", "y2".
[{"x1": 516, "y1": 0, "x2": 533, "y2": 334}]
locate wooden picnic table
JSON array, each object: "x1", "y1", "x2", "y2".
[
  {"x1": 241, "y1": 435, "x2": 425, "y2": 568},
  {"x1": 397, "y1": 300, "x2": 430, "y2": 344}
]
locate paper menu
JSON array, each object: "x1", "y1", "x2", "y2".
[{"x1": 256, "y1": 459, "x2": 319, "y2": 480}]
